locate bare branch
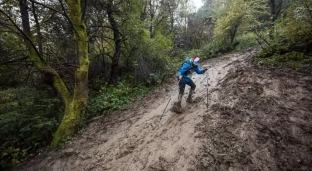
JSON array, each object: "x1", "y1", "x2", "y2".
[
  {"x1": 58, "y1": 0, "x2": 74, "y2": 29},
  {"x1": 29, "y1": 0, "x2": 74, "y2": 29},
  {"x1": 31, "y1": 1, "x2": 43, "y2": 56},
  {"x1": 0, "y1": 8, "x2": 44, "y2": 62},
  {"x1": 275, "y1": 0, "x2": 283, "y2": 20},
  {"x1": 0, "y1": 56, "x2": 28, "y2": 65},
  {"x1": 28, "y1": 0, "x2": 64, "y2": 15},
  {"x1": 82, "y1": 0, "x2": 87, "y2": 20}
]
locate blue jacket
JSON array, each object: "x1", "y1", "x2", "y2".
[{"x1": 177, "y1": 58, "x2": 206, "y2": 83}]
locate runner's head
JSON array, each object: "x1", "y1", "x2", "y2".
[{"x1": 192, "y1": 56, "x2": 201, "y2": 66}]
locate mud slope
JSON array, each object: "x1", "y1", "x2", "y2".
[{"x1": 11, "y1": 48, "x2": 312, "y2": 171}]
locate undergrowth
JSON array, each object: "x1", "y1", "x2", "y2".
[
  {"x1": 0, "y1": 88, "x2": 61, "y2": 169},
  {"x1": 256, "y1": 51, "x2": 312, "y2": 70},
  {"x1": 200, "y1": 32, "x2": 259, "y2": 58},
  {"x1": 0, "y1": 80, "x2": 149, "y2": 170},
  {"x1": 86, "y1": 80, "x2": 149, "y2": 120}
]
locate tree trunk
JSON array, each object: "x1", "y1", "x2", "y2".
[
  {"x1": 107, "y1": 2, "x2": 121, "y2": 85},
  {"x1": 149, "y1": 0, "x2": 155, "y2": 38},
  {"x1": 268, "y1": 0, "x2": 283, "y2": 39},
  {"x1": 51, "y1": 0, "x2": 89, "y2": 147},
  {"x1": 230, "y1": 26, "x2": 238, "y2": 45},
  {"x1": 18, "y1": 0, "x2": 89, "y2": 148},
  {"x1": 18, "y1": 0, "x2": 70, "y2": 104},
  {"x1": 269, "y1": 0, "x2": 276, "y2": 39},
  {"x1": 31, "y1": 1, "x2": 43, "y2": 56}
]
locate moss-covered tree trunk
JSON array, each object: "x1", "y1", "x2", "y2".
[
  {"x1": 18, "y1": 0, "x2": 89, "y2": 148},
  {"x1": 51, "y1": 0, "x2": 89, "y2": 148},
  {"x1": 18, "y1": 0, "x2": 70, "y2": 103}
]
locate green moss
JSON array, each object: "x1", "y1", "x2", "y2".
[
  {"x1": 50, "y1": 103, "x2": 75, "y2": 148},
  {"x1": 50, "y1": 0, "x2": 90, "y2": 148}
]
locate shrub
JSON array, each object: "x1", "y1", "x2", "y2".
[
  {"x1": 234, "y1": 32, "x2": 259, "y2": 51},
  {"x1": 86, "y1": 80, "x2": 149, "y2": 119},
  {"x1": 0, "y1": 88, "x2": 61, "y2": 169},
  {"x1": 256, "y1": 52, "x2": 312, "y2": 70}
]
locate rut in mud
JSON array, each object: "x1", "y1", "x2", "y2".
[{"x1": 11, "y1": 48, "x2": 312, "y2": 171}]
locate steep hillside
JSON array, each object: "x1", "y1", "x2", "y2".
[{"x1": 11, "y1": 48, "x2": 312, "y2": 171}]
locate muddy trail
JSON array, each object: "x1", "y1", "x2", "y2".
[{"x1": 11, "y1": 48, "x2": 312, "y2": 171}]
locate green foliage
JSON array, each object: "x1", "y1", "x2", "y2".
[
  {"x1": 168, "y1": 48, "x2": 189, "y2": 71},
  {"x1": 142, "y1": 30, "x2": 173, "y2": 66},
  {"x1": 118, "y1": 1, "x2": 175, "y2": 85},
  {"x1": 118, "y1": 0, "x2": 175, "y2": 86},
  {"x1": 129, "y1": 29, "x2": 174, "y2": 85},
  {"x1": 257, "y1": 0, "x2": 312, "y2": 69},
  {"x1": 275, "y1": 0, "x2": 312, "y2": 50},
  {"x1": 201, "y1": 43, "x2": 220, "y2": 57},
  {"x1": 184, "y1": 49, "x2": 202, "y2": 59},
  {"x1": 86, "y1": 80, "x2": 149, "y2": 119},
  {"x1": 195, "y1": 32, "x2": 258, "y2": 59},
  {"x1": 0, "y1": 88, "x2": 61, "y2": 169},
  {"x1": 213, "y1": 0, "x2": 247, "y2": 46},
  {"x1": 234, "y1": 33, "x2": 259, "y2": 51},
  {"x1": 1, "y1": 147, "x2": 29, "y2": 167},
  {"x1": 258, "y1": 39, "x2": 289, "y2": 57},
  {"x1": 256, "y1": 52, "x2": 312, "y2": 70},
  {"x1": 209, "y1": 0, "x2": 265, "y2": 54},
  {"x1": 182, "y1": 48, "x2": 212, "y2": 61},
  {"x1": 201, "y1": 41, "x2": 234, "y2": 57}
]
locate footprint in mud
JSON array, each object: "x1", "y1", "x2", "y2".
[
  {"x1": 165, "y1": 112, "x2": 186, "y2": 125},
  {"x1": 184, "y1": 97, "x2": 204, "y2": 111},
  {"x1": 165, "y1": 97, "x2": 205, "y2": 126}
]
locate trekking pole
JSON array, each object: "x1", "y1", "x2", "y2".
[
  {"x1": 160, "y1": 82, "x2": 178, "y2": 121},
  {"x1": 205, "y1": 69, "x2": 210, "y2": 108}
]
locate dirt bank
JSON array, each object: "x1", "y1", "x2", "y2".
[{"x1": 10, "y1": 48, "x2": 312, "y2": 171}]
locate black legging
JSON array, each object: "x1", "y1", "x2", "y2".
[{"x1": 179, "y1": 79, "x2": 196, "y2": 95}]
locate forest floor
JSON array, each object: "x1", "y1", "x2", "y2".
[{"x1": 11, "y1": 47, "x2": 312, "y2": 171}]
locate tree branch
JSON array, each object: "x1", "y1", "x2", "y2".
[
  {"x1": 58, "y1": 0, "x2": 74, "y2": 29},
  {"x1": 28, "y1": 0, "x2": 65, "y2": 15},
  {"x1": 0, "y1": 56, "x2": 28, "y2": 65},
  {"x1": 0, "y1": 8, "x2": 45, "y2": 62},
  {"x1": 31, "y1": 1, "x2": 43, "y2": 56},
  {"x1": 275, "y1": 0, "x2": 283, "y2": 20},
  {"x1": 82, "y1": 0, "x2": 87, "y2": 20}
]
